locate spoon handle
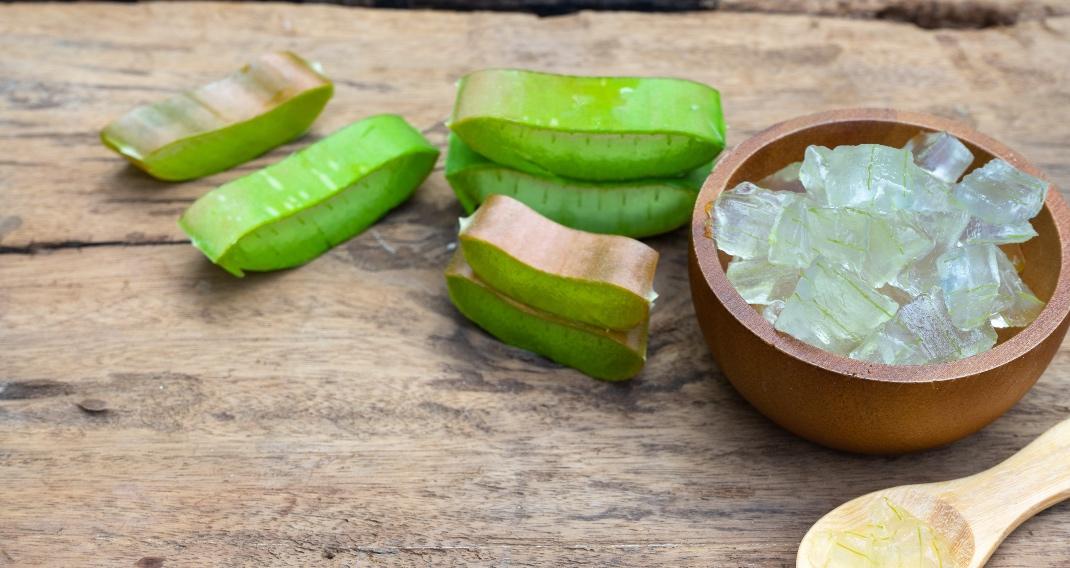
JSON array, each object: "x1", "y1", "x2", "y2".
[{"x1": 950, "y1": 418, "x2": 1070, "y2": 563}]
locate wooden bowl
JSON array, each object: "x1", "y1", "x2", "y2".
[{"x1": 688, "y1": 108, "x2": 1070, "y2": 454}]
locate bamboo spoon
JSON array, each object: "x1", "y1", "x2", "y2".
[{"x1": 797, "y1": 418, "x2": 1070, "y2": 567}]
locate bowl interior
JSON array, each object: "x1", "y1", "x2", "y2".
[{"x1": 696, "y1": 110, "x2": 1069, "y2": 380}]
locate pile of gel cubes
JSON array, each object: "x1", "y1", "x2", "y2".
[{"x1": 712, "y1": 131, "x2": 1049, "y2": 365}]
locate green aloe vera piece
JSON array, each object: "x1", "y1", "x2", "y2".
[
  {"x1": 101, "y1": 52, "x2": 333, "y2": 181},
  {"x1": 179, "y1": 114, "x2": 439, "y2": 277},
  {"x1": 445, "y1": 134, "x2": 710, "y2": 237},
  {"x1": 459, "y1": 195, "x2": 658, "y2": 330},
  {"x1": 449, "y1": 69, "x2": 725, "y2": 181},
  {"x1": 446, "y1": 251, "x2": 648, "y2": 381}
]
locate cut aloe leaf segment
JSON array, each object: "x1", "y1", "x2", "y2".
[
  {"x1": 179, "y1": 114, "x2": 439, "y2": 277},
  {"x1": 459, "y1": 195, "x2": 659, "y2": 330},
  {"x1": 446, "y1": 250, "x2": 648, "y2": 381},
  {"x1": 101, "y1": 51, "x2": 333, "y2": 181},
  {"x1": 448, "y1": 69, "x2": 725, "y2": 181},
  {"x1": 445, "y1": 133, "x2": 710, "y2": 238}
]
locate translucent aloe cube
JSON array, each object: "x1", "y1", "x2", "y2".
[
  {"x1": 850, "y1": 290, "x2": 996, "y2": 365},
  {"x1": 963, "y1": 217, "x2": 1038, "y2": 245},
  {"x1": 805, "y1": 144, "x2": 919, "y2": 212},
  {"x1": 913, "y1": 210, "x2": 969, "y2": 249},
  {"x1": 953, "y1": 159, "x2": 1048, "y2": 225},
  {"x1": 938, "y1": 244, "x2": 1002, "y2": 330},
  {"x1": 713, "y1": 182, "x2": 797, "y2": 258},
  {"x1": 725, "y1": 258, "x2": 801, "y2": 304},
  {"x1": 807, "y1": 207, "x2": 934, "y2": 287},
  {"x1": 908, "y1": 167, "x2": 959, "y2": 214},
  {"x1": 991, "y1": 247, "x2": 1045, "y2": 328},
  {"x1": 798, "y1": 146, "x2": 831, "y2": 202},
  {"x1": 775, "y1": 257, "x2": 899, "y2": 355},
  {"x1": 892, "y1": 247, "x2": 943, "y2": 298},
  {"x1": 904, "y1": 131, "x2": 974, "y2": 183},
  {"x1": 757, "y1": 161, "x2": 804, "y2": 193},
  {"x1": 768, "y1": 196, "x2": 815, "y2": 268},
  {"x1": 762, "y1": 300, "x2": 785, "y2": 325},
  {"x1": 890, "y1": 211, "x2": 969, "y2": 296}
]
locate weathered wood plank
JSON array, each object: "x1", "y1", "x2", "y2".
[
  {"x1": 2, "y1": 227, "x2": 1069, "y2": 566},
  {"x1": 1, "y1": 3, "x2": 1070, "y2": 567},
  {"x1": 1, "y1": 4, "x2": 1069, "y2": 248}
]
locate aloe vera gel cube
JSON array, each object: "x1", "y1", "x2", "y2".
[
  {"x1": 757, "y1": 161, "x2": 804, "y2": 193},
  {"x1": 768, "y1": 197, "x2": 816, "y2": 268},
  {"x1": 904, "y1": 131, "x2": 974, "y2": 184},
  {"x1": 953, "y1": 159, "x2": 1048, "y2": 225},
  {"x1": 775, "y1": 258, "x2": 899, "y2": 355},
  {"x1": 813, "y1": 145, "x2": 916, "y2": 211},
  {"x1": 725, "y1": 258, "x2": 801, "y2": 305},
  {"x1": 938, "y1": 244, "x2": 1002, "y2": 330},
  {"x1": 850, "y1": 291, "x2": 996, "y2": 365},
  {"x1": 962, "y1": 218, "x2": 1038, "y2": 245},
  {"x1": 807, "y1": 207, "x2": 933, "y2": 288},
  {"x1": 713, "y1": 182, "x2": 797, "y2": 259},
  {"x1": 991, "y1": 247, "x2": 1045, "y2": 328}
]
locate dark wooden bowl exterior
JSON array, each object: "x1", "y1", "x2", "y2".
[{"x1": 689, "y1": 108, "x2": 1070, "y2": 454}]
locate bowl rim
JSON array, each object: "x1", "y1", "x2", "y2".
[{"x1": 690, "y1": 107, "x2": 1070, "y2": 384}]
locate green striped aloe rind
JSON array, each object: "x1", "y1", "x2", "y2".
[
  {"x1": 178, "y1": 114, "x2": 439, "y2": 277},
  {"x1": 445, "y1": 133, "x2": 710, "y2": 238},
  {"x1": 445, "y1": 250, "x2": 648, "y2": 381},
  {"x1": 101, "y1": 51, "x2": 333, "y2": 181},
  {"x1": 448, "y1": 69, "x2": 726, "y2": 181}
]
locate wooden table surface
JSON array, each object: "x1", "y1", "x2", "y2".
[{"x1": 2, "y1": 3, "x2": 1069, "y2": 566}]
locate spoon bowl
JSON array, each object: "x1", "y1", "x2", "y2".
[
  {"x1": 797, "y1": 418, "x2": 1070, "y2": 567},
  {"x1": 689, "y1": 108, "x2": 1070, "y2": 453}
]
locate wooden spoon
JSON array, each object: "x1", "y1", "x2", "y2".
[{"x1": 797, "y1": 418, "x2": 1070, "y2": 567}]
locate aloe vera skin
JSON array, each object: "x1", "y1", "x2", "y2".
[
  {"x1": 459, "y1": 195, "x2": 658, "y2": 330},
  {"x1": 178, "y1": 114, "x2": 439, "y2": 277},
  {"x1": 445, "y1": 134, "x2": 710, "y2": 238},
  {"x1": 101, "y1": 52, "x2": 333, "y2": 181},
  {"x1": 449, "y1": 69, "x2": 726, "y2": 181},
  {"x1": 446, "y1": 251, "x2": 647, "y2": 381}
]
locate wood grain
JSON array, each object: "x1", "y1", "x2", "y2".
[{"x1": 1, "y1": 3, "x2": 1069, "y2": 566}]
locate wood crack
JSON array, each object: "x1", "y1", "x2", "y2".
[
  {"x1": 715, "y1": 0, "x2": 1063, "y2": 29},
  {"x1": 296, "y1": 0, "x2": 1064, "y2": 29},
  {"x1": 0, "y1": 239, "x2": 189, "y2": 255}
]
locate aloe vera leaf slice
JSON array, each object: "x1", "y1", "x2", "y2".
[
  {"x1": 178, "y1": 114, "x2": 439, "y2": 277},
  {"x1": 101, "y1": 51, "x2": 333, "y2": 181},
  {"x1": 445, "y1": 133, "x2": 709, "y2": 238},
  {"x1": 449, "y1": 69, "x2": 725, "y2": 181},
  {"x1": 446, "y1": 250, "x2": 647, "y2": 381},
  {"x1": 459, "y1": 195, "x2": 658, "y2": 330}
]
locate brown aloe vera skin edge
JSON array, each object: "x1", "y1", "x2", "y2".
[
  {"x1": 101, "y1": 51, "x2": 332, "y2": 181},
  {"x1": 445, "y1": 250, "x2": 648, "y2": 381},
  {"x1": 459, "y1": 195, "x2": 659, "y2": 330}
]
